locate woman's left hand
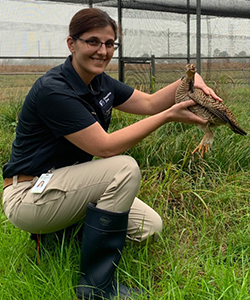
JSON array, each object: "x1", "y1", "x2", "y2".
[{"x1": 194, "y1": 73, "x2": 223, "y2": 102}]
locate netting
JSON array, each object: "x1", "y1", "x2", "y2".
[
  {"x1": 124, "y1": 61, "x2": 152, "y2": 93},
  {"x1": 1, "y1": 0, "x2": 250, "y2": 87},
  {"x1": 2, "y1": 1, "x2": 250, "y2": 58},
  {"x1": 1, "y1": 0, "x2": 84, "y2": 58}
]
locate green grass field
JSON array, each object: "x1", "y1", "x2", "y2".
[{"x1": 0, "y1": 73, "x2": 250, "y2": 299}]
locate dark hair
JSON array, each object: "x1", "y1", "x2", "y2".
[{"x1": 69, "y1": 8, "x2": 118, "y2": 40}]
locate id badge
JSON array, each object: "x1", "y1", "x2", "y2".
[{"x1": 31, "y1": 173, "x2": 53, "y2": 194}]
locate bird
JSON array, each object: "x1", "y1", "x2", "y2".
[{"x1": 175, "y1": 63, "x2": 247, "y2": 157}]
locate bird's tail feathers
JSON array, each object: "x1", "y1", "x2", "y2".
[
  {"x1": 231, "y1": 125, "x2": 247, "y2": 136},
  {"x1": 217, "y1": 111, "x2": 247, "y2": 136}
]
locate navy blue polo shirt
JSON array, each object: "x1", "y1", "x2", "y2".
[{"x1": 3, "y1": 56, "x2": 134, "y2": 178}]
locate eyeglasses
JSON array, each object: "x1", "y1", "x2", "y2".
[{"x1": 73, "y1": 37, "x2": 120, "y2": 51}]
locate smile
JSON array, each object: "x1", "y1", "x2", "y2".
[{"x1": 91, "y1": 58, "x2": 106, "y2": 63}]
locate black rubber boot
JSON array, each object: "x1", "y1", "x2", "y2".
[{"x1": 75, "y1": 203, "x2": 142, "y2": 300}]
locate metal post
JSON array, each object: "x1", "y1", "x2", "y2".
[
  {"x1": 187, "y1": 0, "x2": 190, "y2": 63},
  {"x1": 151, "y1": 55, "x2": 155, "y2": 78},
  {"x1": 89, "y1": 0, "x2": 93, "y2": 8},
  {"x1": 150, "y1": 55, "x2": 155, "y2": 93},
  {"x1": 38, "y1": 40, "x2": 40, "y2": 57},
  {"x1": 196, "y1": 0, "x2": 201, "y2": 74},
  {"x1": 167, "y1": 28, "x2": 170, "y2": 56},
  {"x1": 206, "y1": 16, "x2": 212, "y2": 80},
  {"x1": 118, "y1": 0, "x2": 124, "y2": 82}
]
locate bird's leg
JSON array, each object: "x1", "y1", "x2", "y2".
[
  {"x1": 191, "y1": 142, "x2": 211, "y2": 157},
  {"x1": 192, "y1": 128, "x2": 214, "y2": 157}
]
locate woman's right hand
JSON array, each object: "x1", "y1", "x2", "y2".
[{"x1": 167, "y1": 100, "x2": 207, "y2": 126}]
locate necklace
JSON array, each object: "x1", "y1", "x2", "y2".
[{"x1": 89, "y1": 82, "x2": 94, "y2": 92}]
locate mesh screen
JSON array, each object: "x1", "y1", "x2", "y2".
[
  {"x1": 2, "y1": 1, "x2": 250, "y2": 58},
  {"x1": 1, "y1": 0, "x2": 250, "y2": 86},
  {"x1": 124, "y1": 62, "x2": 152, "y2": 93}
]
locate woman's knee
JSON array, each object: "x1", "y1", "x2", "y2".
[
  {"x1": 141, "y1": 210, "x2": 163, "y2": 243},
  {"x1": 97, "y1": 156, "x2": 141, "y2": 212},
  {"x1": 127, "y1": 212, "x2": 163, "y2": 244},
  {"x1": 151, "y1": 212, "x2": 163, "y2": 235},
  {"x1": 127, "y1": 198, "x2": 163, "y2": 244},
  {"x1": 118, "y1": 155, "x2": 140, "y2": 176},
  {"x1": 114, "y1": 155, "x2": 141, "y2": 192},
  {"x1": 149, "y1": 213, "x2": 163, "y2": 242}
]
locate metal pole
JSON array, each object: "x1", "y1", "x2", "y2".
[
  {"x1": 187, "y1": 0, "x2": 190, "y2": 63},
  {"x1": 118, "y1": 0, "x2": 124, "y2": 82},
  {"x1": 206, "y1": 16, "x2": 212, "y2": 80},
  {"x1": 89, "y1": 0, "x2": 93, "y2": 8},
  {"x1": 167, "y1": 28, "x2": 170, "y2": 56},
  {"x1": 150, "y1": 55, "x2": 155, "y2": 93},
  {"x1": 196, "y1": 0, "x2": 201, "y2": 74},
  {"x1": 38, "y1": 40, "x2": 40, "y2": 57}
]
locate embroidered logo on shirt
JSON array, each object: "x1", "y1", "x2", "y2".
[{"x1": 99, "y1": 92, "x2": 112, "y2": 107}]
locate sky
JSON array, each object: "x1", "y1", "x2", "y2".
[{"x1": 1, "y1": 0, "x2": 250, "y2": 58}]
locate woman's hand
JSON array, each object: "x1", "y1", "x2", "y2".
[
  {"x1": 167, "y1": 100, "x2": 207, "y2": 125},
  {"x1": 194, "y1": 73, "x2": 223, "y2": 102}
]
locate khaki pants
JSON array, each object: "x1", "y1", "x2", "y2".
[{"x1": 2, "y1": 156, "x2": 162, "y2": 243}]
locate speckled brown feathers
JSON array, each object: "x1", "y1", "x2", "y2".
[{"x1": 175, "y1": 63, "x2": 247, "y2": 156}]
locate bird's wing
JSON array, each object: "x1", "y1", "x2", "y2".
[
  {"x1": 188, "y1": 88, "x2": 235, "y2": 124},
  {"x1": 188, "y1": 88, "x2": 247, "y2": 135}
]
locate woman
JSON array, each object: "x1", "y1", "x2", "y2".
[{"x1": 2, "y1": 8, "x2": 221, "y2": 300}]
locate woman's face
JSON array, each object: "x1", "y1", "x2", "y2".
[{"x1": 67, "y1": 25, "x2": 116, "y2": 85}]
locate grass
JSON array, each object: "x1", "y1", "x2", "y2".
[{"x1": 0, "y1": 74, "x2": 250, "y2": 299}]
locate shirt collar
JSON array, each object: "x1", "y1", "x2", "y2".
[{"x1": 62, "y1": 55, "x2": 104, "y2": 96}]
